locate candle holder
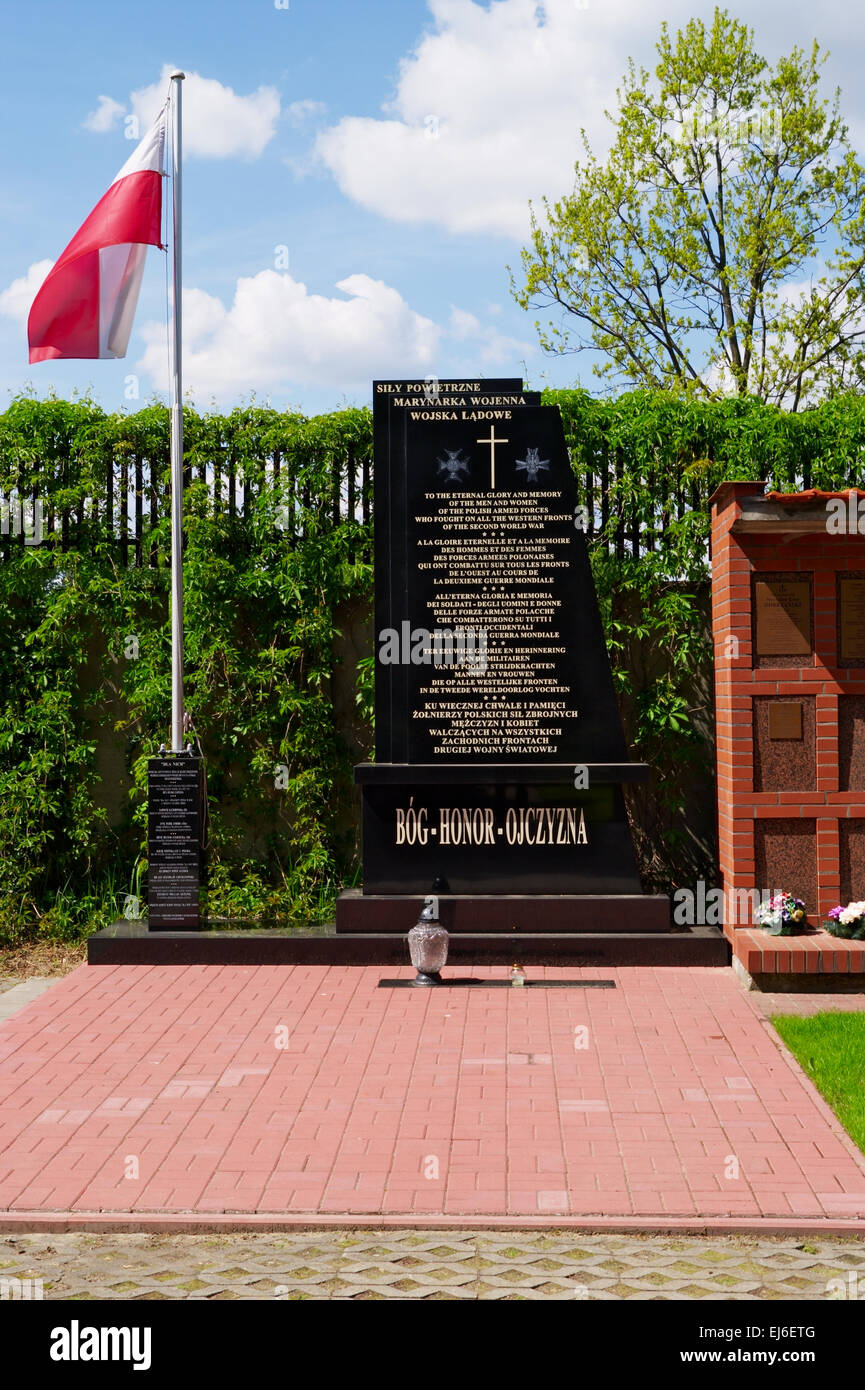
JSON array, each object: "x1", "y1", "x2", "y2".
[{"x1": 407, "y1": 896, "x2": 449, "y2": 986}]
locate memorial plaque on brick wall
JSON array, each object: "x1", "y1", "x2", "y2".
[
  {"x1": 768, "y1": 701, "x2": 803, "y2": 740},
  {"x1": 754, "y1": 577, "x2": 812, "y2": 656},
  {"x1": 148, "y1": 757, "x2": 201, "y2": 929},
  {"x1": 838, "y1": 574, "x2": 865, "y2": 664}
]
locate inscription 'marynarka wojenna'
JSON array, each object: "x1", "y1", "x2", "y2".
[
  {"x1": 342, "y1": 378, "x2": 663, "y2": 925},
  {"x1": 148, "y1": 757, "x2": 202, "y2": 930}
]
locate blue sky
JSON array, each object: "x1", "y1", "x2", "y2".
[{"x1": 2, "y1": 0, "x2": 864, "y2": 416}]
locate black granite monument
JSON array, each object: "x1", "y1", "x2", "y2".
[{"x1": 336, "y1": 378, "x2": 669, "y2": 934}]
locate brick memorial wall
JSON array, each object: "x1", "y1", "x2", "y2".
[{"x1": 710, "y1": 482, "x2": 865, "y2": 979}]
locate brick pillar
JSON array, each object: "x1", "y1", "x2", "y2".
[{"x1": 711, "y1": 483, "x2": 764, "y2": 925}]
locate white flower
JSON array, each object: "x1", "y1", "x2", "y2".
[{"x1": 758, "y1": 908, "x2": 782, "y2": 928}]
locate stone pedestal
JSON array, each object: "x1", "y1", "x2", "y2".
[{"x1": 335, "y1": 888, "x2": 671, "y2": 934}]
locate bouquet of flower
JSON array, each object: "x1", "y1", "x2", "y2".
[
  {"x1": 754, "y1": 893, "x2": 807, "y2": 936},
  {"x1": 825, "y1": 902, "x2": 865, "y2": 940}
]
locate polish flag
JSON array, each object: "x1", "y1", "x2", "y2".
[{"x1": 28, "y1": 113, "x2": 166, "y2": 363}]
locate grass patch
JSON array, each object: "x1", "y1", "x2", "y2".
[{"x1": 771, "y1": 1012, "x2": 865, "y2": 1155}]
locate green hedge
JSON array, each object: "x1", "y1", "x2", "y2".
[
  {"x1": 1, "y1": 389, "x2": 863, "y2": 940},
  {"x1": 0, "y1": 396, "x2": 373, "y2": 940}
]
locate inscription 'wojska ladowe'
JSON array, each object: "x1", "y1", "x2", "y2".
[{"x1": 395, "y1": 800, "x2": 588, "y2": 847}]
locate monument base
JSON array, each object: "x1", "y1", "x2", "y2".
[
  {"x1": 335, "y1": 888, "x2": 670, "y2": 934},
  {"x1": 87, "y1": 920, "x2": 727, "y2": 967},
  {"x1": 356, "y1": 765, "x2": 648, "y2": 897}
]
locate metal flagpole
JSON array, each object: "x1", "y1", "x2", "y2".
[
  {"x1": 148, "y1": 71, "x2": 203, "y2": 934},
  {"x1": 169, "y1": 71, "x2": 186, "y2": 752}
]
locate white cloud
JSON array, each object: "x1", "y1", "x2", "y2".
[
  {"x1": 448, "y1": 303, "x2": 531, "y2": 363},
  {"x1": 136, "y1": 269, "x2": 528, "y2": 400},
  {"x1": 92, "y1": 66, "x2": 281, "y2": 159},
  {"x1": 449, "y1": 305, "x2": 482, "y2": 340},
  {"x1": 777, "y1": 278, "x2": 817, "y2": 310},
  {"x1": 315, "y1": 0, "x2": 627, "y2": 239},
  {"x1": 703, "y1": 356, "x2": 737, "y2": 397},
  {"x1": 137, "y1": 270, "x2": 441, "y2": 398},
  {"x1": 83, "y1": 95, "x2": 126, "y2": 133},
  {"x1": 314, "y1": 0, "x2": 865, "y2": 241},
  {"x1": 0, "y1": 260, "x2": 53, "y2": 326},
  {"x1": 287, "y1": 99, "x2": 327, "y2": 124}
]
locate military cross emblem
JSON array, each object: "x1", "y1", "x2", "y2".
[
  {"x1": 436, "y1": 448, "x2": 471, "y2": 481},
  {"x1": 515, "y1": 446, "x2": 550, "y2": 482}
]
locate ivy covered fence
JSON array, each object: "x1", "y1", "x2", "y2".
[{"x1": 1, "y1": 389, "x2": 863, "y2": 942}]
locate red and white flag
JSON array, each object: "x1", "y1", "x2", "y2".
[{"x1": 28, "y1": 112, "x2": 166, "y2": 363}]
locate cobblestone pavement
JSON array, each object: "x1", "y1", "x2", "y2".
[{"x1": 2, "y1": 1231, "x2": 864, "y2": 1300}]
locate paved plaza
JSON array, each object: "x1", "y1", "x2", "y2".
[{"x1": 0, "y1": 963, "x2": 864, "y2": 1227}]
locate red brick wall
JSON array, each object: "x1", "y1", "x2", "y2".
[{"x1": 710, "y1": 483, "x2": 865, "y2": 926}]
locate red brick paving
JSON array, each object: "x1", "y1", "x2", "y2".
[{"x1": 0, "y1": 963, "x2": 864, "y2": 1226}]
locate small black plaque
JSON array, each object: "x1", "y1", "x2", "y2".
[{"x1": 148, "y1": 756, "x2": 202, "y2": 930}]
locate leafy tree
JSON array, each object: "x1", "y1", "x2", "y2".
[{"x1": 514, "y1": 7, "x2": 865, "y2": 409}]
